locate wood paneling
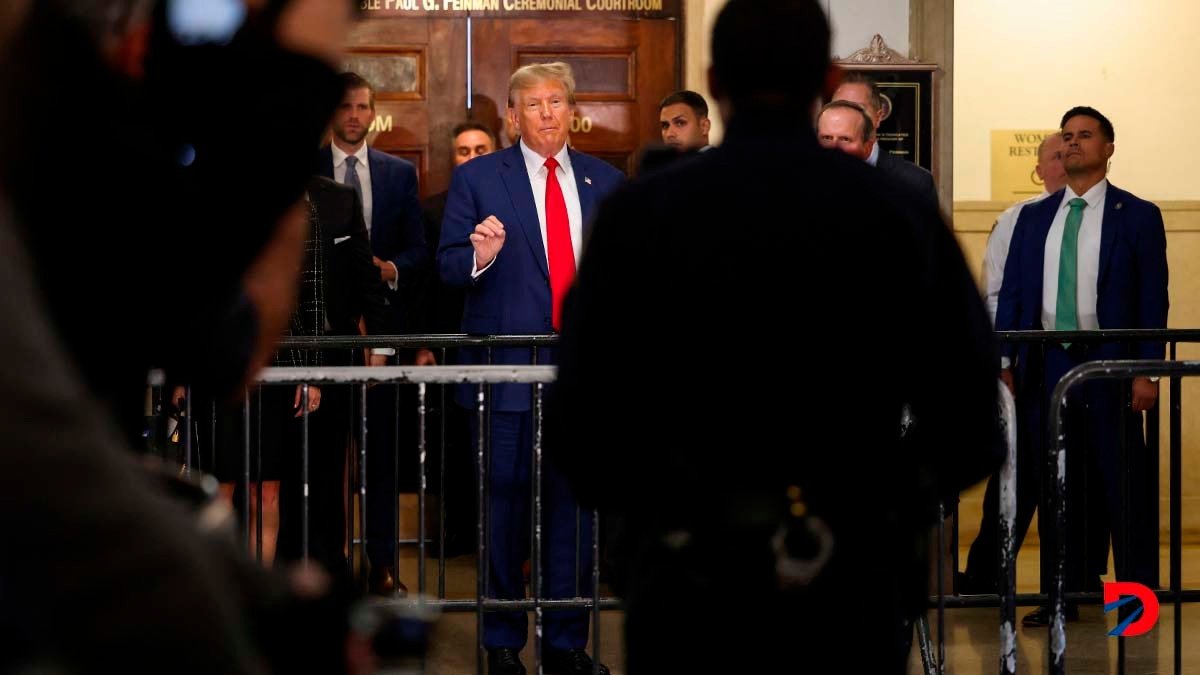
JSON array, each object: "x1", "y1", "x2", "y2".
[
  {"x1": 347, "y1": 18, "x2": 467, "y2": 198},
  {"x1": 345, "y1": 13, "x2": 679, "y2": 195}
]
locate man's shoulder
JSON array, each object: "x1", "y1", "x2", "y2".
[
  {"x1": 878, "y1": 151, "x2": 931, "y2": 177},
  {"x1": 568, "y1": 148, "x2": 624, "y2": 183},
  {"x1": 1106, "y1": 183, "x2": 1159, "y2": 214},
  {"x1": 452, "y1": 148, "x2": 512, "y2": 186},
  {"x1": 1000, "y1": 191, "x2": 1051, "y2": 222},
  {"x1": 369, "y1": 147, "x2": 417, "y2": 176}
]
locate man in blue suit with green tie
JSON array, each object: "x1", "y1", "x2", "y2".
[
  {"x1": 438, "y1": 62, "x2": 623, "y2": 675},
  {"x1": 997, "y1": 106, "x2": 1168, "y2": 626}
]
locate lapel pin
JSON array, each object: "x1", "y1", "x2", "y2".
[
  {"x1": 1115, "y1": 202, "x2": 1123, "y2": 210},
  {"x1": 584, "y1": 176, "x2": 592, "y2": 185}
]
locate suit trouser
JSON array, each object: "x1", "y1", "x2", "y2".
[
  {"x1": 365, "y1": 385, "x2": 400, "y2": 567},
  {"x1": 277, "y1": 387, "x2": 351, "y2": 578},
  {"x1": 472, "y1": 411, "x2": 594, "y2": 650},
  {"x1": 1035, "y1": 346, "x2": 1160, "y2": 591}
]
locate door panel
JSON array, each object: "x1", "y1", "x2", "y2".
[
  {"x1": 344, "y1": 18, "x2": 466, "y2": 198},
  {"x1": 344, "y1": 14, "x2": 678, "y2": 194}
]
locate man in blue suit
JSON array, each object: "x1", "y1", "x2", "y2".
[
  {"x1": 438, "y1": 62, "x2": 623, "y2": 675},
  {"x1": 316, "y1": 72, "x2": 428, "y2": 596},
  {"x1": 317, "y1": 72, "x2": 427, "y2": 332},
  {"x1": 997, "y1": 106, "x2": 1167, "y2": 626}
]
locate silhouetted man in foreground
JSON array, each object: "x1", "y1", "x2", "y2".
[{"x1": 548, "y1": 1, "x2": 1003, "y2": 672}]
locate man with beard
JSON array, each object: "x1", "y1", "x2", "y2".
[
  {"x1": 316, "y1": 72, "x2": 428, "y2": 595},
  {"x1": 996, "y1": 107, "x2": 1167, "y2": 625}
]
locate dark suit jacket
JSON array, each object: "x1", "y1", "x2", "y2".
[
  {"x1": 316, "y1": 146, "x2": 427, "y2": 331},
  {"x1": 307, "y1": 176, "x2": 392, "y2": 339},
  {"x1": 546, "y1": 117, "x2": 1002, "y2": 626},
  {"x1": 437, "y1": 143, "x2": 624, "y2": 411},
  {"x1": 996, "y1": 182, "x2": 1169, "y2": 375},
  {"x1": 409, "y1": 190, "x2": 466, "y2": 336},
  {"x1": 876, "y1": 150, "x2": 939, "y2": 214}
]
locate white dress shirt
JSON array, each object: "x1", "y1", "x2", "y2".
[
  {"x1": 1042, "y1": 179, "x2": 1107, "y2": 332},
  {"x1": 331, "y1": 142, "x2": 395, "y2": 356},
  {"x1": 866, "y1": 142, "x2": 880, "y2": 166},
  {"x1": 331, "y1": 142, "x2": 373, "y2": 231},
  {"x1": 473, "y1": 141, "x2": 583, "y2": 277},
  {"x1": 985, "y1": 192, "x2": 1051, "y2": 325}
]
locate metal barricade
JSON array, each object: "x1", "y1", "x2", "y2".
[
  {"x1": 254, "y1": 364, "x2": 606, "y2": 675},
  {"x1": 1046, "y1": 359, "x2": 1200, "y2": 675},
  {"x1": 145, "y1": 329, "x2": 1200, "y2": 674}
]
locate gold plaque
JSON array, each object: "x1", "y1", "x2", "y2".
[{"x1": 990, "y1": 129, "x2": 1057, "y2": 201}]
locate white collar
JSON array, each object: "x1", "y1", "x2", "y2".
[
  {"x1": 1062, "y1": 178, "x2": 1108, "y2": 209},
  {"x1": 332, "y1": 142, "x2": 369, "y2": 168},
  {"x1": 520, "y1": 139, "x2": 572, "y2": 176}
]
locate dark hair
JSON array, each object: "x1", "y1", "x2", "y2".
[
  {"x1": 820, "y1": 100, "x2": 875, "y2": 142},
  {"x1": 1060, "y1": 106, "x2": 1114, "y2": 141},
  {"x1": 658, "y1": 90, "x2": 709, "y2": 118},
  {"x1": 451, "y1": 120, "x2": 497, "y2": 146},
  {"x1": 711, "y1": 0, "x2": 830, "y2": 110},
  {"x1": 339, "y1": 71, "x2": 376, "y2": 110},
  {"x1": 836, "y1": 71, "x2": 884, "y2": 116}
]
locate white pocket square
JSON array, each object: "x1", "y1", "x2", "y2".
[{"x1": 334, "y1": 236, "x2": 351, "y2": 244}]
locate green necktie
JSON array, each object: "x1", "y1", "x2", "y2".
[{"x1": 1055, "y1": 197, "x2": 1089, "y2": 345}]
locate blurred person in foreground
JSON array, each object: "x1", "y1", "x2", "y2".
[
  {"x1": 0, "y1": 0, "x2": 389, "y2": 673},
  {"x1": 0, "y1": 0, "x2": 349, "y2": 449},
  {"x1": 547, "y1": 1, "x2": 1003, "y2": 672}
]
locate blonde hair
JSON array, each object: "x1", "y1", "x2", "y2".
[{"x1": 508, "y1": 62, "x2": 577, "y2": 107}]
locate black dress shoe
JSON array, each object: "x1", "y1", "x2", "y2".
[
  {"x1": 488, "y1": 648, "x2": 527, "y2": 675},
  {"x1": 543, "y1": 648, "x2": 609, "y2": 675},
  {"x1": 1022, "y1": 604, "x2": 1080, "y2": 627}
]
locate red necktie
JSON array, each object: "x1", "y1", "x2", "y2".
[{"x1": 543, "y1": 156, "x2": 575, "y2": 332}]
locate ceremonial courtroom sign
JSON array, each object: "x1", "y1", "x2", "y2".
[
  {"x1": 359, "y1": 0, "x2": 680, "y2": 17},
  {"x1": 990, "y1": 129, "x2": 1057, "y2": 202}
]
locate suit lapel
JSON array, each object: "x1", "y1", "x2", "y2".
[
  {"x1": 1030, "y1": 189, "x2": 1063, "y2": 305},
  {"x1": 499, "y1": 145, "x2": 550, "y2": 280},
  {"x1": 367, "y1": 148, "x2": 387, "y2": 248},
  {"x1": 570, "y1": 149, "x2": 598, "y2": 224},
  {"x1": 1097, "y1": 183, "x2": 1121, "y2": 291}
]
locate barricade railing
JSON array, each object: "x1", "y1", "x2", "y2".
[
  {"x1": 148, "y1": 329, "x2": 1200, "y2": 674},
  {"x1": 1047, "y1": 359, "x2": 1200, "y2": 675},
  {"x1": 252, "y1": 364, "x2": 600, "y2": 675}
]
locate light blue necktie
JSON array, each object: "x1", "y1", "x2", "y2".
[
  {"x1": 1055, "y1": 197, "x2": 1088, "y2": 347},
  {"x1": 343, "y1": 155, "x2": 363, "y2": 204}
]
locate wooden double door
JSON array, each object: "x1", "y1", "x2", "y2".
[{"x1": 343, "y1": 14, "x2": 681, "y2": 197}]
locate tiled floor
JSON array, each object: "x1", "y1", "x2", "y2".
[{"x1": 380, "y1": 545, "x2": 1200, "y2": 674}]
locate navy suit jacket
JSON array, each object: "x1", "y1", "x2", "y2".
[
  {"x1": 996, "y1": 182, "x2": 1168, "y2": 374},
  {"x1": 438, "y1": 143, "x2": 624, "y2": 411},
  {"x1": 316, "y1": 145, "x2": 426, "y2": 330}
]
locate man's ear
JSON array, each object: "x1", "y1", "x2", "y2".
[{"x1": 700, "y1": 116, "x2": 711, "y2": 135}]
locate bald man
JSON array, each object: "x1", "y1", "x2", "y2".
[
  {"x1": 832, "y1": 72, "x2": 939, "y2": 213},
  {"x1": 816, "y1": 100, "x2": 875, "y2": 161}
]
